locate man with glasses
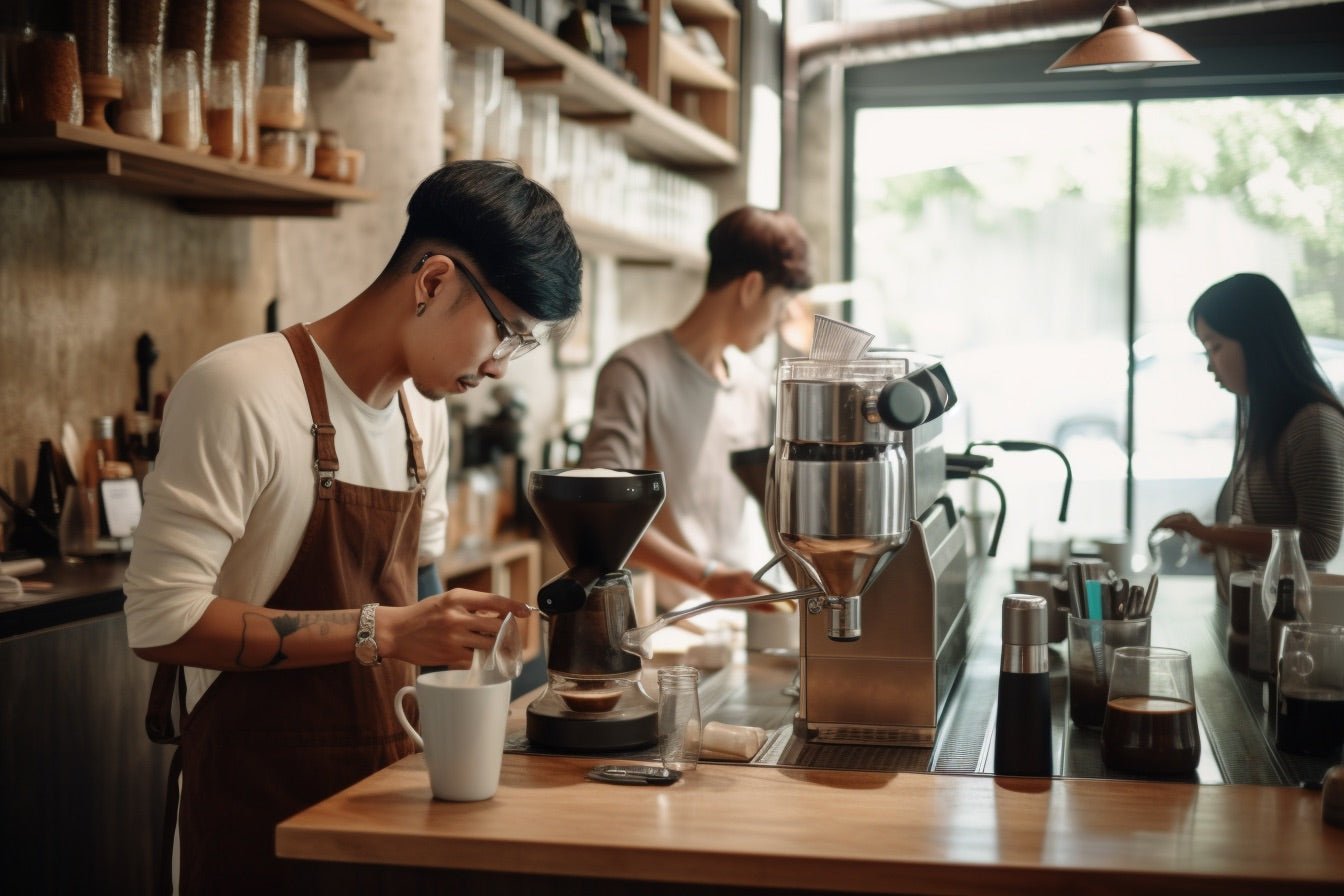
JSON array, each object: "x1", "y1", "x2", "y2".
[
  {"x1": 580, "y1": 206, "x2": 814, "y2": 613},
  {"x1": 123, "y1": 161, "x2": 580, "y2": 891}
]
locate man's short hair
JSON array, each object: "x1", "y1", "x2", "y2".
[
  {"x1": 385, "y1": 160, "x2": 582, "y2": 323},
  {"x1": 704, "y1": 206, "x2": 814, "y2": 293}
]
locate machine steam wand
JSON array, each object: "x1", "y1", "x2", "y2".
[{"x1": 619, "y1": 581, "x2": 824, "y2": 660}]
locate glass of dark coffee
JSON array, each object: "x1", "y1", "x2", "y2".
[
  {"x1": 1101, "y1": 646, "x2": 1200, "y2": 776},
  {"x1": 1276, "y1": 622, "x2": 1344, "y2": 757}
]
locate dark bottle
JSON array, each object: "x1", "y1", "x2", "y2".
[
  {"x1": 994, "y1": 594, "x2": 1054, "y2": 777},
  {"x1": 18, "y1": 440, "x2": 64, "y2": 556},
  {"x1": 1268, "y1": 578, "x2": 1298, "y2": 685}
]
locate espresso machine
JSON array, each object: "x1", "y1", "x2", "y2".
[
  {"x1": 524, "y1": 468, "x2": 666, "y2": 751},
  {"x1": 770, "y1": 351, "x2": 970, "y2": 746}
]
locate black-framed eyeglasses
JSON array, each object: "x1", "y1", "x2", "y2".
[{"x1": 414, "y1": 252, "x2": 541, "y2": 361}]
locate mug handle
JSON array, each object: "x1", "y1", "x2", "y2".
[{"x1": 393, "y1": 685, "x2": 423, "y2": 750}]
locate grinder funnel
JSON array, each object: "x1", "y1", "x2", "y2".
[{"x1": 527, "y1": 469, "x2": 666, "y2": 612}]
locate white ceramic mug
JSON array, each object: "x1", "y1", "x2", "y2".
[{"x1": 394, "y1": 670, "x2": 511, "y2": 802}]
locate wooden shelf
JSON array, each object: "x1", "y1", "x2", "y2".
[
  {"x1": 443, "y1": 0, "x2": 737, "y2": 168},
  {"x1": 661, "y1": 34, "x2": 736, "y2": 91},
  {"x1": 670, "y1": 0, "x2": 739, "y2": 18},
  {"x1": 570, "y1": 214, "x2": 708, "y2": 268},
  {"x1": 259, "y1": 0, "x2": 395, "y2": 60},
  {"x1": 0, "y1": 122, "x2": 375, "y2": 216}
]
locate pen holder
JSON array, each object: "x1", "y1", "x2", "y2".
[{"x1": 1067, "y1": 614, "x2": 1151, "y2": 729}]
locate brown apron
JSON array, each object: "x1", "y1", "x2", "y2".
[{"x1": 146, "y1": 324, "x2": 427, "y2": 894}]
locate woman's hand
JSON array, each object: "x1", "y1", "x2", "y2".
[
  {"x1": 378, "y1": 590, "x2": 533, "y2": 668},
  {"x1": 1156, "y1": 511, "x2": 1211, "y2": 542}
]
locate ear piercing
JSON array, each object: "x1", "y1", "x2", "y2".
[{"x1": 416, "y1": 302, "x2": 427, "y2": 317}]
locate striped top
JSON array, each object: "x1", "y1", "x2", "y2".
[{"x1": 1231, "y1": 401, "x2": 1344, "y2": 566}]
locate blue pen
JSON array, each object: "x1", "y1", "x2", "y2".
[{"x1": 1085, "y1": 579, "x2": 1103, "y2": 621}]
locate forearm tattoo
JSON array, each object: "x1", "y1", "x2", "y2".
[{"x1": 236, "y1": 609, "x2": 361, "y2": 668}]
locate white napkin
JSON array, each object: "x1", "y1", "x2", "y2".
[{"x1": 699, "y1": 721, "x2": 768, "y2": 761}]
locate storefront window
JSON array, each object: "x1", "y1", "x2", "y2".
[{"x1": 851, "y1": 95, "x2": 1344, "y2": 570}]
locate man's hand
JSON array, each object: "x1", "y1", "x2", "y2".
[{"x1": 379, "y1": 590, "x2": 533, "y2": 668}]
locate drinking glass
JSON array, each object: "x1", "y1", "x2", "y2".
[
  {"x1": 58, "y1": 485, "x2": 99, "y2": 563},
  {"x1": 1276, "y1": 622, "x2": 1344, "y2": 757},
  {"x1": 1101, "y1": 646, "x2": 1201, "y2": 776}
]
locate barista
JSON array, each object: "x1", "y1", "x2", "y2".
[
  {"x1": 580, "y1": 206, "x2": 814, "y2": 610},
  {"x1": 122, "y1": 161, "x2": 581, "y2": 892},
  {"x1": 1155, "y1": 273, "x2": 1344, "y2": 592}
]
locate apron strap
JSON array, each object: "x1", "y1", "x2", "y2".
[
  {"x1": 155, "y1": 745, "x2": 183, "y2": 896},
  {"x1": 146, "y1": 663, "x2": 186, "y2": 745},
  {"x1": 281, "y1": 324, "x2": 340, "y2": 497},
  {"x1": 145, "y1": 664, "x2": 187, "y2": 896},
  {"x1": 397, "y1": 388, "x2": 428, "y2": 485}
]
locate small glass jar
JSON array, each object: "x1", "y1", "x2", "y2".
[
  {"x1": 16, "y1": 31, "x2": 83, "y2": 125},
  {"x1": 657, "y1": 665, "x2": 702, "y2": 772},
  {"x1": 258, "y1": 37, "x2": 308, "y2": 130},
  {"x1": 206, "y1": 58, "x2": 243, "y2": 160},
  {"x1": 313, "y1": 128, "x2": 345, "y2": 180},
  {"x1": 116, "y1": 42, "x2": 162, "y2": 140},
  {"x1": 161, "y1": 48, "x2": 202, "y2": 149},
  {"x1": 258, "y1": 127, "x2": 300, "y2": 171}
]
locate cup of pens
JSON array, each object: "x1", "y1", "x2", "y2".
[{"x1": 1066, "y1": 561, "x2": 1158, "y2": 728}]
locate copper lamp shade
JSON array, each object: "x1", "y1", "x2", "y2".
[{"x1": 1046, "y1": 2, "x2": 1198, "y2": 74}]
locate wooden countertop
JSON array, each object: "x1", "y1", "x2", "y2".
[{"x1": 277, "y1": 749, "x2": 1344, "y2": 894}]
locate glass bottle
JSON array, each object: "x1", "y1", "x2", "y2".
[
  {"x1": 1256, "y1": 528, "x2": 1311, "y2": 683},
  {"x1": 657, "y1": 665, "x2": 702, "y2": 772},
  {"x1": 82, "y1": 415, "x2": 118, "y2": 487}
]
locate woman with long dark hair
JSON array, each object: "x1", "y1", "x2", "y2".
[{"x1": 1157, "y1": 273, "x2": 1344, "y2": 593}]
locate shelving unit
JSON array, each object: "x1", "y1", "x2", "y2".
[
  {"x1": 443, "y1": 0, "x2": 738, "y2": 168},
  {"x1": 0, "y1": 122, "x2": 374, "y2": 216},
  {"x1": 0, "y1": 0, "x2": 391, "y2": 214}
]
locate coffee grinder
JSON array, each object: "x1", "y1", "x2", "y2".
[{"x1": 525, "y1": 468, "x2": 665, "y2": 751}]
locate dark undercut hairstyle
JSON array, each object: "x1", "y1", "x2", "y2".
[
  {"x1": 1189, "y1": 272, "x2": 1344, "y2": 465},
  {"x1": 704, "y1": 206, "x2": 814, "y2": 293},
  {"x1": 383, "y1": 160, "x2": 582, "y2": 323}
]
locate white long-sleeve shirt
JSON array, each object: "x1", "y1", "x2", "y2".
[{"x1": 123, "y1": 331, "x2": 448, "y2": 708}]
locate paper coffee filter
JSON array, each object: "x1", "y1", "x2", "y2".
[
  {"x1": 810, "y1": 315, "x2": 875, "y2": 361},
  {"x1": 557, "y1": 468, "x2": 634, "y2": 477}
]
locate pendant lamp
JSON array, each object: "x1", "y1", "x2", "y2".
[{"x1": 1046, "y1": 1, "x2": 1198, "y2": 74}]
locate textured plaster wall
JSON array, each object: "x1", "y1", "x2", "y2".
[{"x1": 0, "y1": 1, "x2": 444, "y2": 510}]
